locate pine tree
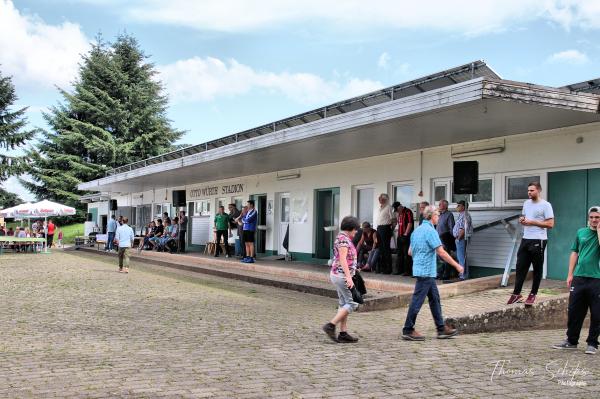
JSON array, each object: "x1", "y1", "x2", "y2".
[
  {"x1": 0, "y1": 189, "x2": 22, "y2": 208},
  {"x1": 23, "y1": 34, "x2": 183, "y2": 212},
  {"x1": 0, "y1": 70, "x2": 38, "y2": 184}
]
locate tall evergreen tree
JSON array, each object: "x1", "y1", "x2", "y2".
[
  {"x1": 0, "y1": 70, "x2": 38, "y2": 184},
  {"x1": 23, "y1": 34, "x2": 183, "y2": 211}
]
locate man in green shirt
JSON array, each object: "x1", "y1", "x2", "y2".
[
  {"x1": 553, "y1": 206, "x2": 600, "y2": 355},
  {"x1": 214, "y1": 206, "x2": 231, "y2": 257}
]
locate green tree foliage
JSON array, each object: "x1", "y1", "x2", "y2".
[
  {"x1": 0, "y1": 188, "x2": 23, "y2": 209},
  {"x1": 23, "y1": 34, "x2": 183, "y2": 213},
  {"x1": 0, "y1": 70, "x2": 38, "y2": 183}
]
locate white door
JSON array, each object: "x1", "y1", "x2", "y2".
[{"x1": 278, "y1": 194, "x2": 290, "y2": 254}]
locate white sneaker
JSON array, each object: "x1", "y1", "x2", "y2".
[{"x1": 585, "y1": 345, "x2": 597, "y2": 355}]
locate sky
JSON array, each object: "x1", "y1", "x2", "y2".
[{"x1": 2, "y1": 0, "x2": 600, "y2": 200}]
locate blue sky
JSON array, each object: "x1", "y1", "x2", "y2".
[{"x1": 2, "y1": 0, "x2": 600, "y2": 199}]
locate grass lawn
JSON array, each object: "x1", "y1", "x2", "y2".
[{"x1": 3, "y1": 221, "x2": 84, "y2": 244}]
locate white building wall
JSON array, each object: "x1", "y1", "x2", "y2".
[{"x1": 88, "y1": 122, "x2": 600, "y2": 261}]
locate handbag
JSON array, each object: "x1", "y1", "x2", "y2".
[{"x1": 349, "y1": 282, "x2": 364, "y2": 304}]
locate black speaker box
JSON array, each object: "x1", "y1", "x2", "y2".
[
  {"x1": 109, "y1": 199, "x2": 118, "y2": 211},
  {"x1": 453, "y1": 161, "x2": 479, "y2": 194},
  {"x1": 172, "y1": 190, "x2": 187, "y2": 207}
]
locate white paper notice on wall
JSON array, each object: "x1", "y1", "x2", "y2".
[
  {"x1": 191, "y1": 216, "x2": 211, "y2": 245},
  {"x1": 292, "y1": 196, "x2": 308, "y2": 224}
]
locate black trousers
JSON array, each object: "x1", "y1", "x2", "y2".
[
  {"x1": 394, "y1": 235, "x2": 412, "y2": 275},
  {"x1": 215, "y1": 230, "x2": 231, "y2": 256},
  {"x1": 567, "y1": 277, "x2": 600, "y2": 348},
  {"x1": 376, "y1": 225, "x2": 393, "y2": 274},
  {"x1": 513, "y1": 239, "x2": 547, "y2": 296},
  {"x1": 178, "y1": 230, "x2": 186, "y2": 253}
]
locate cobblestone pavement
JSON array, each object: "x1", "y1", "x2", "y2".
[{"x1": 1, "y1": 251, "x2": 597, "y2": 398}]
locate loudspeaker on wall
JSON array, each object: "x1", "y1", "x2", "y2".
[
  {"x1": 172, "y1": 190, "x2": 186, "y2": 207},
  {"x1": 453, "y1": 161, "x2": 479, "y2": 194}
]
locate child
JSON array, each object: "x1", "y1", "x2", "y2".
[{"x1": 57, "y1": 230, "x2": 63, "y2": 248}]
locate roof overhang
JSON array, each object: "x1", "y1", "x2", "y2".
[{"x1": 79, "y1": 77, "x2": 600, "y2": 193}]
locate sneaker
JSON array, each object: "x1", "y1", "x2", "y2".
[
  {"x1": 552, "y1": 340, "x2": 578, "y2": 350},
  {"x1": 322, "y1": 323, "x2": 337, "y2": 343},
  {"x1": 225, "y1": 254, "x2": 230, "y2": 258},
  {"x1": 214, "y1": 253, "x2": 219, "y2": 257},
  {"x1": 241, "y1": 257, "x2": 249, "y2": 263},
  {"x1": 507, "y1": 294, "x2": 523, "y2": 305},
  {"x1": 524, "y1": 294, "x2": 536, "y2": 307},
  {"x1": 585, "y1": 345, "x2": 597, "y2": 355},
  {"x1": 337, "y1": 332, "x2": 359, "y2": 343},
  {"x1": 123, "y1": 268, "x2": 129, "y2": 273},
  {"x1": 401, "y1": 330, "x2": 425, "y2": 341},
  {"x1": 118, "y1": 268, "x2": 124, "y2": 273},
  {"x1": 246, "y1": 257, "x2": 255, "y2": 263},
  {"x1": 437, "y1": 325, "x2": 459, "y2": 339}
]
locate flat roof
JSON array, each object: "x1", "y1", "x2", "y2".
[{"x1": 105, "y1": 60, "x2": 500, "y2": 177}]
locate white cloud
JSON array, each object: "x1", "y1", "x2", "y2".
[
  {"x1": 547, "y1": 49, "x2": 589, "y2": 65},
  {"x1": 0, "y1": 0, "x2": 90, "y2": 88},
  {"x1": 158, "y1": 57, "x2": 383, "y2": 105},
  {"x1": 377, "y1": 52, "x2": 391, "y2": 69},
  {"x1": 98, "y1": 0, "x2": 600, "y2": 35}
]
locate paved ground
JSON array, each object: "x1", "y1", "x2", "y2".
[{"x1": 0, "y1": 251, "x2": 597, "y2": 398}]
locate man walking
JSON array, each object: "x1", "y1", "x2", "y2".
[
  {"x1": 552, "y1": 206, "x2": 600, "y2": 355},
  {"x1": 436, "y1": 199, "x2": 455, "y2": 280},
  {"x1": 394, "y1": 202, "x2": 414, "y2": 276},
  {"x1": 178, "y1": 210, "x2": 188, "y2": 253},
  {"x1": 402, "y1": 205, "x2": 464, "y2": 341},
  {"x1": 114, "y1": 217, "x2": 134, "y2": 273},
  {"x1": 214, "y1": 206, "x2": 231, "y2": 257},
  {"x1": 453, "y1": 200, "x2": 472, "y2": 280},
  {"x1": 241, "y1": 200, "x2": 258, "y2": 263},
  {"x1": 507, "y1": 182, "x2": 554, "y2": 306},
  {"x1": 375, "y1": 193, "x2": 394, "y2": 274},
  {"x1": 105, "y1": 214, "x2": 118, "y2": 252}
]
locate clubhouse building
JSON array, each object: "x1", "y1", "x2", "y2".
[{"x1": 79, "y1": 61, "x2": 600, "y2": 280}]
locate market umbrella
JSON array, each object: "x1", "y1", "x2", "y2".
[
  {"x1": 30, "y1": 200, "x2": 77, "y2": 253},
  {"x1": 0, "y1": 202, "x2": 34, "y2": 218}
]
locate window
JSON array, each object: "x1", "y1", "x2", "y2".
[
  {"x1": 393, "y1": 184, "x2": 414, "y2": 208},
  {"x1": 356, "y1": 187, "x2": 374, "y2": 225},
  {"x1": 507, "y1": 175, "x2": 540, "y2": 201},
  {"x1": 451, "y1": 179, "x2": 493, "y2": 203},
  {"x1": 434, "y1": 184, "x2": 447, "y2": 203},
  {"x1": 233, "y1": 197, "x2": 244, "y2": 211},
  {"x1": 216, "y1": 198, "x2": 227, "y2": 213},
  {"x1": 281, "y1": 197, "x2": 290, "y2": 223},
  {"x1": 194, "y1": 200, "x2": 211, "y2": 216}
]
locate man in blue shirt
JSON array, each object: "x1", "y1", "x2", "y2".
[
  {"x1": 114, "y1": 217, "x2": 135, "y2": 273},
  {"x1": 105, "y1": 214, "x2": 118, "y2": 252},
  {"x1": 402, "y1": 205, "x2": 464, "y2": 341},
  {"x1": 241, "y1": 200, "x2": 258, "y2": 263}
]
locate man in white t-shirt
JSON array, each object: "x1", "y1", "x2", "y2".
[
  {"x1": 114, "y1": 217, "x2": 135, "y2": 273},
  {"x1": 507, "y1": 181, "x2": 554, "y2": 306}
]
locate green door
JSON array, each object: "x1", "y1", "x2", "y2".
[
  {"x1": 314, "y1": 188, "x2": 340, "y2": 259},
  {"x1": 548, "y1": 168, "x2": 600, "y2": 280},
  {"x1": 250, "y1": 194, "x2": 267, "y2": 254}
]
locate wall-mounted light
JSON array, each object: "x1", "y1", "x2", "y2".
[
  {"x1": 451, "y1": 139, "x2": 505, "y2": 158},
  {"x1": 277, "y1": 171, "x2": 301, "y2": 180}
]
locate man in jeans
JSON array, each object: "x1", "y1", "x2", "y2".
[
  {"x1": 178, "y1": 210, "x2": 188, "y2": 253},
  {"x1": 453, "y1": 200, "x2": 472, "y2": 280},
  {"x1": 553, "y1": 206, "x2": 600, "y2": 355},
  {"x1": 105, "y1": 214, "x2": 118, "y2": 252},
  {"x1": 114, "y1": 217, "x2": 134, "y2": 273},
  {"x1": 402, "y1": 205, "x2": 463, "y2": 341},
  {"x1": 507, "y1": 182, "x2": 554, "y2": 306}
]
